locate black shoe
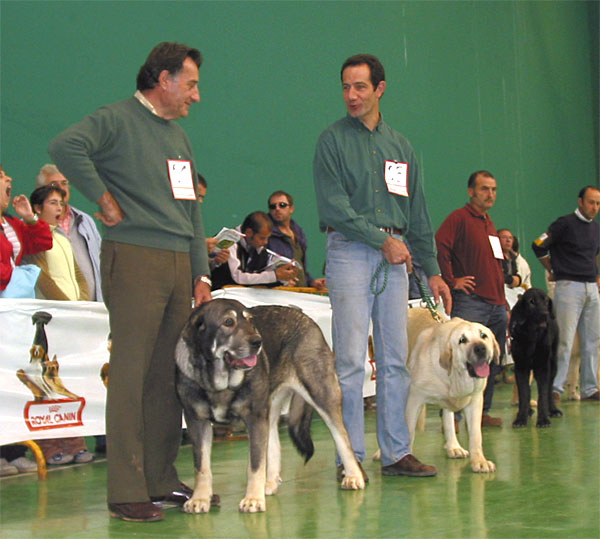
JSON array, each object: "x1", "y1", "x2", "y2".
[
  {"x1": 108, "y1": 502, "x2": 164, "y2": 522},
  {"x1": 381, "y1": 454, "x2": 437, "y2": 477},
  {"x1": 151, "y1": 483, "x2": 220, "y2": 507}
]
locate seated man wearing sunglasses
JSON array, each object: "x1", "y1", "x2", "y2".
[{"x1": 267, "y1": 190, "x2": 326, "y2": 290}]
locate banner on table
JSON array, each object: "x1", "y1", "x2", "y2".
[{"x1": 1, "y1": 290, "x2": 423, "y2": 445}]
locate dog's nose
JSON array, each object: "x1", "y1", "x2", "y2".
[{"x1": 473, "y1": 344, "x2": 487, "y2": 358}]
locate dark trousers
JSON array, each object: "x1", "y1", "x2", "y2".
[
  {"x1": 451, "y1": 290, "x2": 507, "y2": 413},
  {"x1": 101, "y1": 241, "x2": 192, "y2": 503}
]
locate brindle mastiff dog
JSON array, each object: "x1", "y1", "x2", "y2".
[{"x1": 175, "y1": 298, "x2": 365, "y2": 513}]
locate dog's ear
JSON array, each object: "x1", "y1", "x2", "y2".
[
  {"x1": 509, "y1": 299, "x2": 525, "y2": 333},
  {"x1": 191, "y1": 310, "x2": 205, "y2": 333},
  {"x1": 492, "y1": 335, "x2": 501, "y2": 365},
  {"x1": 439, "y1": 346, "x2": 452, "y2": 374}
]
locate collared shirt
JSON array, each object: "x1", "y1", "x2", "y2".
[
  {"x1": 313, "y1": 114, "x2": 440, "y2": 277},
  {"x1": 134, "y1": 90, "x2": 159, "y2": 116},
  {"x1": 435, "y1": 203, "x2": 505, "y2": 305},
  {"x1": 57, "y1": 205, "x2": 72, "y2": 236}
]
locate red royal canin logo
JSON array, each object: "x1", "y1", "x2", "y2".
[{"x1": 23, "y1": 398, "x2": 86, "y2": 431}]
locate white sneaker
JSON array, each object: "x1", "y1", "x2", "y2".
[
  {"x1": 10, "y1": 456, "x2": 38, "y2": 473},
  {"x1": 0, "y1": 458, "x2": 19, "y2": 476}
]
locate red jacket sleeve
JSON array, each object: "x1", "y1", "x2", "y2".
[
  {"x1": 1, "y1": 216, "x2": 53, "y2": 290},
  {"x1": 10, "y1": 217, "x2": 53, "y2": 264}
]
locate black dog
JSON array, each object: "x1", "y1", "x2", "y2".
[{"x1": 509, "y1": 288, "x2": 563, "y2": 427}]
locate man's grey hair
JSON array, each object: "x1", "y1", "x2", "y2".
[{"x1": 36, "y1": 164, "x2": 60, "y2": 188}]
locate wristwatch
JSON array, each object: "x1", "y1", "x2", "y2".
[
  {"x1": 25, "y1": 215, "x2": 39, "y2": 224},
  {"x1": 196, "y1": 275, "x2": 212, "y2": 288}
]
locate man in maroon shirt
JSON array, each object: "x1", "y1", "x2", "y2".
[{"x1": 435, "y1": 170, "x2": 507, "y2": 427}]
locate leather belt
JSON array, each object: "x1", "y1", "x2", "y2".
[
  {"x1": 327, "y1": 226, "x2": 403, "y2": 235},
  {"x1": 378, "y1": 226, "x2": 403, "y2": 235}
]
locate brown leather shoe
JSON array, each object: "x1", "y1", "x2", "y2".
[
  {"x1": 481, "y1": 414, "x2": 503, "y2": 427},
  {"x1": 553, "y1": 391, "x2": 561, "y2": 406},
  {"x1": 582, "y1": 391, "x2": 600, "y2": 401},
  {"x1": 151, "y1": 482, "x2": 221, "y2": 507},
  {"x1": 108, "y1": 502, "x2": 164, "y2": 522},
  {"x1": 336, "y1": 461, "x2": 369, "y2": 483},
  {"x1": 381, "y1": 454, "x2": 437, "y2": 477}
]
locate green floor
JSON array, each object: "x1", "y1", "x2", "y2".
[{"x1": 1, "y1": 383, "x2": 599, "y2": 538}]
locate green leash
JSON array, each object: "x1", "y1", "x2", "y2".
[
  {"x1": 370, "y1": 259, "x2": 390, "y2": 296},
  {"x1": 414, "y1": 273, "x2": 444, "y2": 323}
]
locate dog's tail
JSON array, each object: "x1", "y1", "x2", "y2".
[{"x1": 287, "y1": 393, "x2": 315, "y2": 463}]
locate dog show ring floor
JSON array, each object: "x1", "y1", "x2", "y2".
[{"x1": 1, "y1": 383, "x2": 598, "y2": 538}]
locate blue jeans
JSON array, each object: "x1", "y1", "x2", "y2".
[
  {"x1": 553, "y1": 280, "x2": 600, "y2": 398},
  {"x1": 451, "y1": 290, "x2": 507, "y2": 413},
  {"x1": 326, "y1": 232, "x2": 410, "y2": 467}
]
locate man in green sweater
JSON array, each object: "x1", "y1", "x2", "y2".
[{"x1": 48, "y1": 42, "x2": 212, "y2": 523}]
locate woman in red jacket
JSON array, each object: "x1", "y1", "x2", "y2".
[{"x1": 1, "y1": 165, "x2": 53, "y2": 290}]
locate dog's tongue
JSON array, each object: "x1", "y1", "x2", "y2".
[
  {"x1": 229, "y1": 354, "x2": 258, "y2": 369},
  {"x1": 473, "y1": 361, "x2": 490, "y2": 378}
]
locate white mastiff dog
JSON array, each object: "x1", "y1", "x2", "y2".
[{"x1": 405, "y1": 308, "x2": 500, "y2": 473}]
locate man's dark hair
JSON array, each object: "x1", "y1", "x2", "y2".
[
  {"x1": 268, "y1": 190, "x2": 294, "y2": 207},
  {"x1": 467, "y1": 170, "x2": 495, "y2": 189},
  {"x1": 197, "y1": 173, "x2": 207, "y2": 189},
  {"x1": 241, "y1": 211, "x2": 273, "y2": 235},
  {"x1": 30, "y1": 185, "x2": 65, "y2": 208},
  {"x1": 578, "y1": 185, "x2": 600, "y2": 200},
  {"x1": 136, "y1": 42, "x2": 203, "y2": 91},
  {"x1": 341, "y1": 54, "x2": 385, "y2": 89}
]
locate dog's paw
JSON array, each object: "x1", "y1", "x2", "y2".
[
  {"x1": 512, "y1": 416, "x2": 528, "y2": 428},
  {"x1": 239, "y1": 497, "x2": 266, "y2": 513},
  {"x1": 183, "y1": 497, "x2": 212, "y2": 514},
  {"x1": 341, "y1": 475, "x2": 365, "y2": 490},
  {"x1": 536, "y1": 417, "x2": 551, "y2": 428},
  {"x1": 265, "y1": 476, "x2": 281, "y2": 496},
  {"x1": 445, "y1": 446, "x2": 469, "y2": 459},
  {"x1": 550, "y1": 408, "x2": 563, "y2": 418},
  {"x1": 471, "y1": 459, "x2": 496, "y2": 473}
]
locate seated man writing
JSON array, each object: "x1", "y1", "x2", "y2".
[{"x1": 211, "y1": 210, "x2": 298, "y2": 290}]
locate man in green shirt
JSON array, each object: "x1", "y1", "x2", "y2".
[
  {"x1": 48, "y1": 42, "x2": 212, "y2": 522},
  {"x1": 313, "y1": 54, "x2": 451, "y2": 478}
]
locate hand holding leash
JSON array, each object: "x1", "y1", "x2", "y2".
[
  {"x1": 429, "y1": 275, "x2": 452, "y2": 315},
  {"x1": 381, "y1": 236, "x2": 413, "y2": 273}
]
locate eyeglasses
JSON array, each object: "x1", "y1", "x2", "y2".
[
  {"x1": 269, "y1": 202, "x2": 290, "y2": 210},
  {"x1": 50, "y1": 180, "x2": 69, "y2": 188}
]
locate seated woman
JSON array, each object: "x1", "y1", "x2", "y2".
[
  {"x1": 0, "y1": 165, "x2": 52, "y2": 475},
  {"x1": 26, "y1": 185, "x2": 90, "y2": 301},
  {"x1": 24, "y1": 184, "x2": 93, "y2": 465}
]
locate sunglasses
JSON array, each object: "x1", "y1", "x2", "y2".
[{"x1": 269, "y1": 202, "x2": 290, "y2": 210}]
